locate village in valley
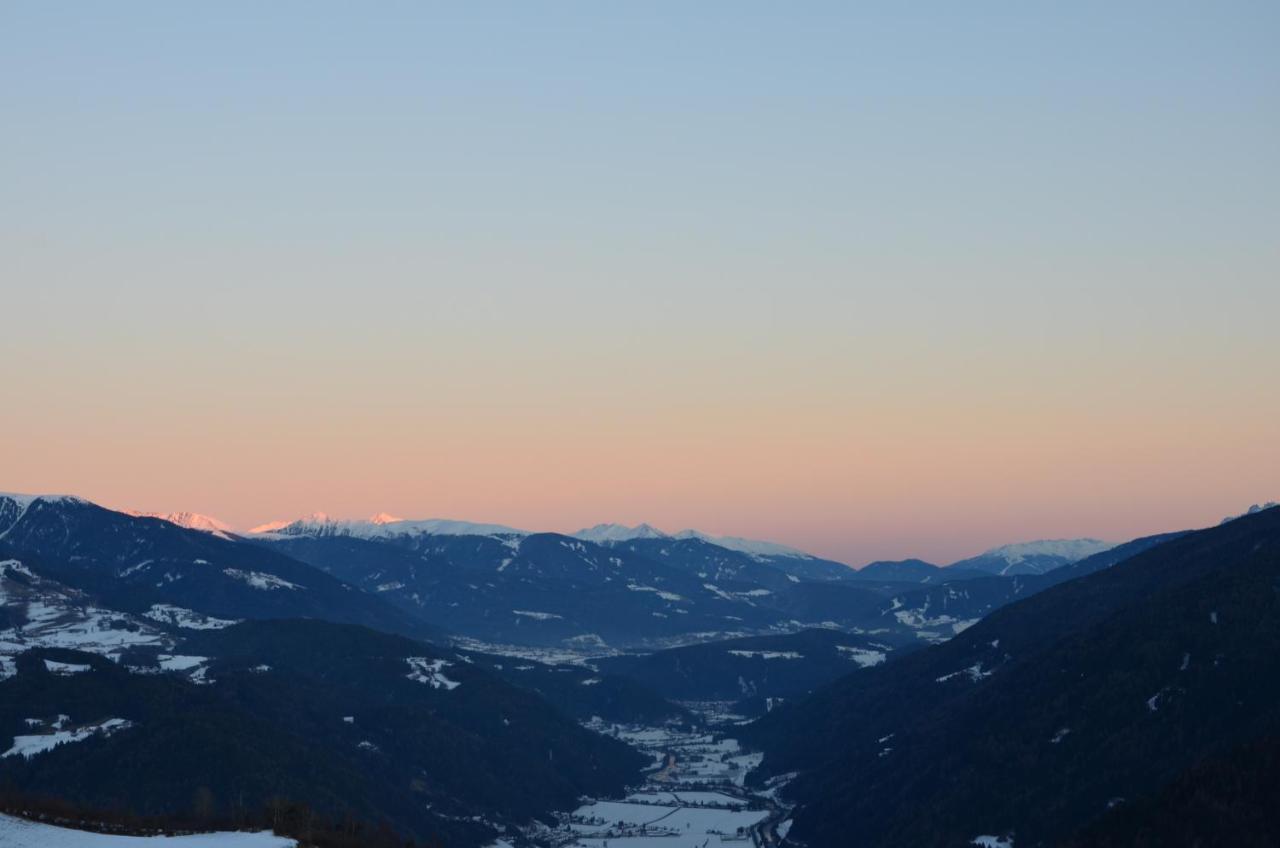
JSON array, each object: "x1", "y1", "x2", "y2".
[{"x1": 513, "y1": 707, "x2": 793, "y2": 848}]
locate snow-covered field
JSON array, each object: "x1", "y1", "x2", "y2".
[
  {"x1": 0, "y1": 815, "x2": 295, "y2": 847},
  {"x1": 626, "y1": 791, "x2": 747, "y2": 808},
  {"x1": 560, "y1": 799, "x2": 768, "y2": 848}
]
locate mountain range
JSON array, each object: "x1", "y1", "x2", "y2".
[
  {"x1": 125, "y1": 506, "x2": 1119, "y2": 581},
  {"x1": 5, "y1": 487, "x2": 1273, "y2": 846},
  {"x1": 77, "y1": 501, "x2": 1110, "y2": 646}
]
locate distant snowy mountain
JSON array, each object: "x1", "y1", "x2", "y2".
[
  {"x1": 125, "y1": 510, "x2": 235, "y2": 540},
  {"x1": 0, "y1": 493, "x2": 428, "y2": 640},
  {"x1": 263, "y1": 512, "x2": 833, "y2": 566},
  {"x1": 574, "y1": 523, "x2": 669, "y2": 543},
  {"x1": 0, "y1": 492, "x2": 84, "y2": 532},
  {"x1": 984, "y1": 538, "x2": 1115, "y2": 564},
  {"x1": 948, "y1": 538, "x2": 1115, "y2": 576},
  {"x1": 249, "y1": 513, "x2": 530, "y2": 540},
  {"x1": 573, "y1": 522, "x2": 818, "y2": 561},
  {"x1": 11, "y1": 497, "x2": 236, "y2": 542}
]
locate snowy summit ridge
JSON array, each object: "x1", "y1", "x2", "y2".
[
  {"x1": 126, "y1": 511, "x2": 236, "y2": 540},
  {"x1": 245, "y1": 513, "x2": 817, "y2": 560},
  {"x1": 980, "y1": 538, "x2": 1115, "y2": 565},
  {"x1": 248, "y1": 513, "x2": 530, "y2": 540},
  {"x1": 573, "y1": 523, "x2": 669, "y2": 543},
  {"x1": 572, "y1": 522, "x2": 815, "y2": 560}
]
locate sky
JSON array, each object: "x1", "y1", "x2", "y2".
[{"x1": 2, "y1": 2, "x2": 1277, "y2": 565}]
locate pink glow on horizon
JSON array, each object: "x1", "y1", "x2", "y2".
[
  {"x1": 45, "y1": 476, "x2": 1276, "y2": 567},
  {"x1": 2, "y1": 4, "x2": 1275, "y2": 567},
  {"x1": 6, "y1": 368, "x2": 1275, "y2": 565}
]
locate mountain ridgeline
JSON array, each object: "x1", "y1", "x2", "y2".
[
  {"x1": 0, "y1": 495, "x2": 429, "y2": 639},
  {"x1": 247, "y1": 513, "x2": 1117, "y2": 648}
]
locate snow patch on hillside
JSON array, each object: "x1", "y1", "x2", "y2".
[
  {"x1": 1, "y1": 564, "x2": 171, "y2": 679},
  {"x1": 405, "y1": 657, "x2": 460, "y2": 690},
  {"x1": 626, "y1": 584, "x2": 685, "y2": 602},
  {"x1": 222, "y1": 570, "x2": 300, "y2": 591},
  {"x1": 513, "y1": 610, "x2": 562, "y2": 621},
  {"x1": 937, "y1": 663, "x2": 993, "y2": 683},
  {"x1": 3, "y1": 717, "x2": 132, "y2": 759},
  {"x1": 143, "y1": 605, "x2": 238, "y2": 630},
  {"x1": 836, "y1": 645, "x2": 887, "y2": 667}
]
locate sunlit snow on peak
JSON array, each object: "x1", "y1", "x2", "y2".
[
  {"x1": 248, "y1": 513, "x2": 530, "y2": 540},
  {"x1": 980, "y1": 538, "x2": 1114, "y2": 565},
  {"x1": 574, "y1": 523, "x2": 670, "y2": 543},
  {"x1": 125, "y1": 510, "x2": 235, "y2": 539}
]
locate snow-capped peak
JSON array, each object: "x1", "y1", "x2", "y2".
[
  {"x1": 981, "y1": 538, "x2": 1114, "y2": 565},
  {"x1": 248, "y1": 513, "x2": 530, "y2": 541},
  {"x1": 1, "y1": 493, "x2": 87, "y2": 538},
  {"x1": 0, "y1": 492, "x2": 42, "y2": 510},
  {"x1": 0, "y1": 492, "x2": 84, "y2": 508},
  {"x1": 573, "y1": 523, "x2": 671, "y2": 543},
  {"x1": 247, "y1": 512, "x2": 332, "y2": 535},
  {"x1": 126, "y1": 511, "x2": 235, "y2": 540}
]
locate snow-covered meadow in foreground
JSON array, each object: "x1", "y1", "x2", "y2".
[{"x1": 0, "y1": 814, "x2": 295, "y2": 847}]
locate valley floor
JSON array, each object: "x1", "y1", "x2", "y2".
[{"x1": 518, "y1": 707, "x2": 792, "y2": 848}]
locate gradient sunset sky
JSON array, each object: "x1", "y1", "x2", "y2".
[{"x1": 2, "y1": 3, "x2": 1277, "y2": 565}]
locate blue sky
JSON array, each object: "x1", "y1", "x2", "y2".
[{"x1": 2, "y1": 3, "x2": 1277, "y2": 563}]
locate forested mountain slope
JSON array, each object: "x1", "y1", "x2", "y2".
[{"x1": 744, "y1": 507, "x2": 1280, "y2": 847}]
